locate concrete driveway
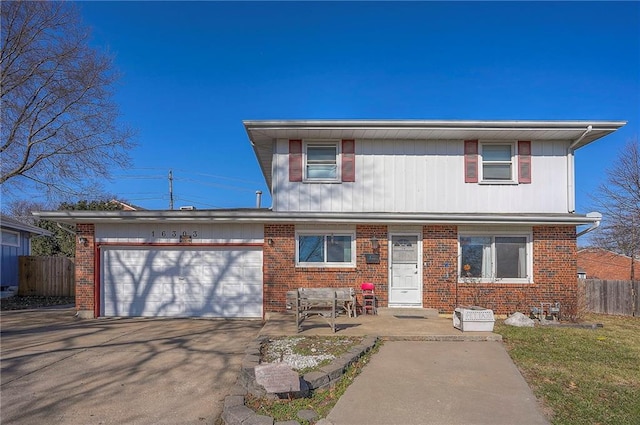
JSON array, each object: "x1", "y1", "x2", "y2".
[{"x1": 0, "y1": 307, "x2": 262, "y2": 425}]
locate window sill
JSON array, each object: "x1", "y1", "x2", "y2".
[
  {"x1": 302, "y1": 179, "x2": 342, "y2": 184},
  {"x1": 296, "y1": 264, "x2": 356, "y2": 271},
  {"x1": 457, "y1": 279, "x2": 533, "y2": 285},
  {"x1": 478, "y1": 180, "x2": 518, "y2": 185}
]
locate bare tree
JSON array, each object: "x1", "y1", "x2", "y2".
[
  {"x1": 1, "y1": 0, "x2": 133, "y2": 200},
  {"x1": 591, "y1": 137, "x2": 640, "y2": 280}
]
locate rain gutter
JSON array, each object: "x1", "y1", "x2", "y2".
[
  {"x1": 576, "y1": 212, "x2": 602, "y2": 238},
  {"x1": 35, "y1": 210, "x2": 601, "y2": 227}
]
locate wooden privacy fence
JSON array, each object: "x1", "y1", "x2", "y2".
[
  {"x1": 18, "y1": 256, "x2": 75, "y2": 297},
  {"x1": 580, "y1": 279, "x2": 639, "y2": 316}
]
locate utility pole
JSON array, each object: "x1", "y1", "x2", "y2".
[{"x1": 169, "y1": 170, "x2": 174, "y2": 210}]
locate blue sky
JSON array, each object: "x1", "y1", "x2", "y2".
[{"x1": 75, "y1": 1, "x2": 639, "y2": 212}]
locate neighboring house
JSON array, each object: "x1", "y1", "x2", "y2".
[
  {"x1": 109, "y1": 199, "x2": 144, "y2": 211},
  {"x1": 36, "y1": 119, "x2": 626, "y2": 319},
  {"x1": 1, "y1": 215, "x2": 52, "y2": 289},
  {"x1": 577, "y1": 248, "x2": 639, "y2": 280}
]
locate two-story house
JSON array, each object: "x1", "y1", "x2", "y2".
[{"x1": 37, "y1": 120, "x2": 625, "y2": 319}]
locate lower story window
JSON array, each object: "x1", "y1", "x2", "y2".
[
  {"x1": 297, "y1": 233, "x2": 354, "y2": 266},
  {"x1": 459, "y1": 235, "x2": 530, "y2": 282}
]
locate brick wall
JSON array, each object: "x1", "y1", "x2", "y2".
[
  {"x1": 423, "y1": 225, "x2": 458, "y2": 311},
  {"x1": 449, "y1": 226, "x2": 578, "y2": 315},
  {"x1": 532, "y1": 226, "x2": 577, "y2": 315},
  {"x1": 263, "y1": 224, "x2": 388, "y2": 312},
  {"x1": 76, "y1": 221, "x2": 578, "y2": 318},
  {"x1": 75, "y1": 223, "x2": 95, "y2": 316},
  {"x1": 578, "y1": 248, "x2": 639, "y2": 280},
  {"x1": 264, "y1": 224, "x2": 579, "y2": 316}
]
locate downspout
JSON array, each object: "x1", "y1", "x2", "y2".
[
  {"x1": 567, "y1": 125, "x2": 592, "y2": 213},
  {"x1": 576, "y1": 212, "x2": 601, "y2": 238}
]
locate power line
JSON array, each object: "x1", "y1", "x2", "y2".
[
  {"x1": 174, "y1": 177, "x2": 257, "y2": 192},
  {"x1": 169, "y1": 170, "x2": 174, "y2": 210}
]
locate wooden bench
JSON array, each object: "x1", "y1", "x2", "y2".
[
  {"x1": 292, "y1": 288, "x2": 356, "y2": 333},
  {"x1": 286, "y1": 288, "x2": 356, "y2": 318}
]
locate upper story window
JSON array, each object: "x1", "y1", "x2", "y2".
[
  {"x1": 1, "y1": 230, "x2": 20, "y2": 247},
  {"x1": 296, "y1": 231, "x2": 355, "y2": 267},
  {"x1": 464, "y1": 140, "x2": 531, "y2": 184},
  {"x1": 481, "y1": 143, "x2": 514, "y2": 182},
  {"x1": 289, "y1": 139, "x2": 355, "y2": 183},
  {"x1": 306, "y1": 142, "x2": 339, "y2": 181},
  {"x1": 459, "y1": 233, "x2": 531, "y2": 283}
]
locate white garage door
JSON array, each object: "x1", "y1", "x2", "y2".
[{"x1": 101, "y1": 247, "x2": 262, "y2": 318}]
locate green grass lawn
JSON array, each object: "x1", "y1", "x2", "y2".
[{"x1": 495, "y1": 314, "x2": 640, "y2": 425}]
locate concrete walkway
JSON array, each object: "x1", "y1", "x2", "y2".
[
  {"x1": 261, "y1": 309, "x2": 549, "y2": 424},
  {"x1": 326, "y1": 341, "x2": 549, "y2": 425}
]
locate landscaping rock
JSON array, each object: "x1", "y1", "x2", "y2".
[
  {"x1": 228, "y1": 384, "x2": 247, "y2": 396},
  {"x1": 233, "y1": 335, "x2": 378, "y2": 424},
  {"x1": 276, "y1": 378, "x2": 310, "y2": 399},
  {"x1": 224, "y1": 395, "x2": 245, "y2": 409},
  {"x1": 297, "y1": 409, "x2": 318, "y2": 421},
  {"x1": 504, "y1": 312, "x2": 535, "y2": 327},
  {"x1": 255, "y1": 363, "x2": 301, "y2": 393},
  {"x1": 221, "y1": 405, "x2": 253, "y2": 425},
  {"x1": 319, "y1": 361, "x2": 345, "y2": 381},
  {"x1": 243, "y1": 414, "x2": 274, "y2": 425},
  {"x1": 303, "y1": 370, "x2": 329, "y2": 390}
]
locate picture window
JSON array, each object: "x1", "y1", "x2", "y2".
[
  {"x1": 459, "y1": 234, "x2": 530, "y2": 282},
  {"x1": 296, "y1": 232, "x2": 355, "y2": 267}
]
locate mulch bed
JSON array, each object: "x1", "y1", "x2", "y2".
[{"x1": 0, "y1": 296, "x2": 75, "y2": 311}]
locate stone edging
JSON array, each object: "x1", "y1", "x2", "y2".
[{"x1": 222, "y1": 335, "x2": 378, "y2": 425}]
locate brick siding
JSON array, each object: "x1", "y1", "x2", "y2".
[
  {"x1": 264, "y1": 224, "x2": 579, "y2": 316},
  {"x1": 423, "y1": 225, "x2": 458, "y2": 311},
  {"x1": 578, "y1": 248, "x2": 639, "y2": 280},
  {"x1": 263, "y1": 224, "x2": 389, "y2": 312},
  {"x1": 75, "y1": 223, "x2": 95, "y2": 315},
  {"x1": 532, "y1": 226, "x2": 577, "y2": 316},
  {"x1": 80, "y1": 222, "x2": 579, "y2": 318}
]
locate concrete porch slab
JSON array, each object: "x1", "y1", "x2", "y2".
[{"x1": 259, "y1": 312, "x2": 502, "y2": 341}]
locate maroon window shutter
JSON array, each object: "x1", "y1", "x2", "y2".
[
  {"x1": 464, "y1": 140, "x2": 478, "y2": 183},
  {"x1": 289, "y1": 139, "x2": 303, "y2": 182},
  {"x1": 342, "y1": 139, "x2": 355, "y2": 182},
  {"x1": 518, "y1": 141, "x2": 532, "y2": 184}
]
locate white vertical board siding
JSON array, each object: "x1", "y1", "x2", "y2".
[
  {"x1": 95, "y1": 223, "x2": 263, "y2": 243},
  {"x1": 272, "y1": 139, "x2": 570, "y2": 214}
]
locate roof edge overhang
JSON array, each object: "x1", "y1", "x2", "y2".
[
  {"x1": 243, "y1": 119, "x2": 627, "y2": 191},
  {"x1": 1, "y1": 218, "x2": 53, "y2": 236},
  {"x1": 243, "y1": 119, "x2": 627, "y2": 130},
  {"x1": 34, "y1": 210, "x2": 600, "y2": 227}
]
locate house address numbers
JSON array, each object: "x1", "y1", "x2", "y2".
[{"x1": 151, "y1": 230, "x2": 198, "y2": 238}]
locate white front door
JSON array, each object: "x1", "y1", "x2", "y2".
[{"x1": 389, "y1": 234, "x2": 422, "y2": 307}]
